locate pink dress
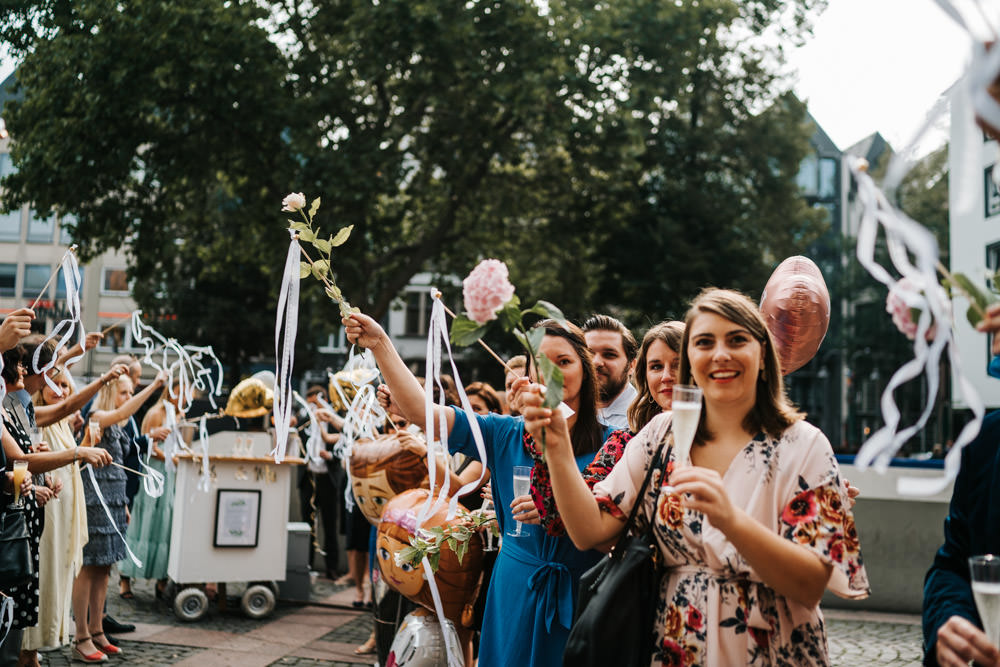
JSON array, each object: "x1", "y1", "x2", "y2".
[{"x1": 592, "y1": 414, "x2": 869, "y2": 666}]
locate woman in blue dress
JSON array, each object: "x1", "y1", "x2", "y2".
[{"x1": 344, "y1": 313, "x2": 613, "y2": 667}]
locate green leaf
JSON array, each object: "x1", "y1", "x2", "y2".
[
  {"x1": 523, "y1": 300, "x2": 567, "y2": 325},
  {"x1": 953, "y1": 272, "x2": 996, "y2": 326},
  {"x1": 311, "y1": 259, "x2": 330, "y2": 280},
  {"x1": 396, "y1": 545, "x2": 419, "y2": 566},
  {"x1": 309, "y1": 196, "x2": 321, "y2": 218},
  {"x1": 331, "y1": 225, "x2": 353, "y2": 247},
  {"x1": 298, "y1": 228, "x2": 316, "y2": 243},
  {"x1": 450, "y1": 315, "x2": 491, "y2": 346},
  {"x1": 497, "y1": 294, "x2": 522, "y2": 331},
  {"x1": 313, "y1": 238, "x2": 331, "y2": 254},
  {"x1": 299, "y1": 262, "x2": 311, "y2": 280},
  {"x1": 512, "y1": 328, "x2": 528, "y2": 349},
  {"x1": 538, "y1": 354, "x2": 564, "y2": 408},
  {"x1": 455, "y1": 537, "x2": 468, "y2": 565},
  {"x1": 427, "y1": 551, "x2": 440, "y2": 573},
  {"x1": 288, "y1": 221, "x2": 309, "y2": 231},
  {"x1": 526, "y1": 327, "x2": 545, "y2": 354},
  {"x1": 325, "y1": 284, "x2": 343, "y2": 301}
]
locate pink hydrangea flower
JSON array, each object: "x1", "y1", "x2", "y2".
[
  {"x1": 282, "y1": 192, "x2": 306, "y2": 212},
  {"x1": 463, "y1": 259, "x2": 516, "y2": 325},
  {"x1": 886, "y1": 278, "x2": 948, "y2": 340}
]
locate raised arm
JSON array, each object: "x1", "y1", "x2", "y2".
[
  {"x1": 2, "y1": 418, "x2": 111, "y2": 473},
  {"x1": 0, "y1": 308, "x2": 34, "y2": 352},
  {"x1": 93, "y1": 372, "x2": 166, "y2": 428},
  {"x1": 342, "y1": 313, "x2": 456, "y2": 435},
  {"x1": 34, "y1": 364, "x2": 129, "y2": 427},
  {"x1": 57, "y1": 332, "x2": 104, "y2": 368},
  {"x1": 521, "y1": 386, "x2": 626, "y2": 549}
]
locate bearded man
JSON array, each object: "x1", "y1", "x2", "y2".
[{"x1": 582, "y1": 315, "x2": 637, "y2": 430}]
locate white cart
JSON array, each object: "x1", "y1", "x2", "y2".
[{"x1": 166, "y1": 430, "x2": 303, "y2": 622}]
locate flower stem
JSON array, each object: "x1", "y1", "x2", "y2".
[{"x1": 936, "y1": 260, "x2": 988, "y2": 320}]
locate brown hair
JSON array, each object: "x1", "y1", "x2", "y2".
[
  {"x1": 377, "y1": 488, "x2": 484, "y2": 625},
  {"x1": 529, "y1": 319, "x2": 604, "y2": 457},
  {"x1": 677, "y1": 288, "x2": 803, "y2": 441},
  {"x1": 464, "y1": 382, "x2": 502, "y2": 414},
  {"x1": 627, "y1": 321, "x2": 685, "y2": 433},
  {"x1": 349, "y1": 432, "x2": 429, "y2": 494},
  {"x1": 582, "y1": 314, "x2": 639, "y2": 362}
]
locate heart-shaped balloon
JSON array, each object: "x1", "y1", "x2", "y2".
[{"x1": 759, "y1": 256, "x2": 831, "y2": 375}]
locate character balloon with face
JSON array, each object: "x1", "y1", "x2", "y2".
[
  {"x1": 349, "y1": 431, "x2": 430, "y2": 525},
  {"x1": 377, "y1": 488, "x2": 486, "y2": 667}
]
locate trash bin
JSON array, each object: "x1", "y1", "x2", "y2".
[{"x1": 282, "y1": 522, "x2": 312, "y2": 601}]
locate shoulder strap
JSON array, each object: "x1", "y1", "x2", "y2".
[{"x1": 616, "y1": 419, "x2": 672, "y2": 546}]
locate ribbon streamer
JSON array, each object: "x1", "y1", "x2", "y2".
[
  {"x1": 84, "y1": 464, "x2": 142, "y2": 567},
  {"x1": 0, "y1": 593, "x2": 13, "y2": 649},
  {"x1": 271, "y1": 233, "x2": 300, "y2": 463},
  {"x1": 196, "y1": 415, "x2": 212, "y2": 493},
  {"x1": 34, "y1": 248, "x2": 85, "y2": 394}
]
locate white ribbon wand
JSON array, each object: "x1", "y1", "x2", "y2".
[{"x1": 33, "y1": 247, "x2": 86, "y2": 394}]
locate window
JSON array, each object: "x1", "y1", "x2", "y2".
[
  {"x1": 403, "y1": 291, "x2": 426, "y2": 336},
  {"x1": 22, "y1": 264, "x2": 51, "y2": 300},
  {"x1": 0, "y1": 209, "x2": 20, "y2": 242},
  {"x1": 796, "y1": 154, "x2": 818, "y2": 196},
  {"x1": 59, "y1": 214, "x2": 76, "y2": 245},
  {"x1": 54, "y1": 264, "x2": 84, "y2": 299},
  {"x1": 986, "y1": 165, "x2": 1000, "y2": 219},
  {"x1": 317, "y1": 330, "x2": 347, "y2": 354},
  {"x1": 0, "y1": 264, "x2": 15, "y2": 297},
  {"x1": 98, "y1": 324, "x2": 127, "y2": 352},
  {"x1": 26, "y1": 209, "x2": 55, "y2": 244},
  {"x1": 101, "y1": 268, "x2": 129, "y2": 295},
  {"x1": 818, "y1": 158, "x2": 837, "y2": 199}
]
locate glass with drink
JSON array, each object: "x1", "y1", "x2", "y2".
[
  {"x1": 507, "y1": 466, "x2": 532, "y2": 537},
  {"x1": 27, "y1": 427, "x2": 42, "y2": 451},
  {"x1": 11, "y1": 461, "x2": 28, "y2": 507},
  {"x1": 970, "y1": 555, "x2": 1000, "y2": 648}
]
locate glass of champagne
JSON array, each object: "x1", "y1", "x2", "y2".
[
  {"x1": 665, "y1": 385, "x2": 702, "y2": 491},
  {"x1": 11, "y1": 461, "x2": 28, "y2": 508},
  {"x1": 27, "y1": 427, "x2": 42, "y2": 451},
  {"x1": 970, "y1": 555, "x2": 1000, "y2": 648},
  {"x1": 507, "y1": 466, "x2": 532, "y2": 538},
  {"x1": 88, "y1": 418, "x2": 101, "y2": 445}
]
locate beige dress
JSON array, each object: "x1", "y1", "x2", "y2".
[
  {"x1": 22, "y1": 418, "x2": 88, "y2": 650},
  {"x1": 592, "y1": 414, "x2": 869, "y2": 666}
]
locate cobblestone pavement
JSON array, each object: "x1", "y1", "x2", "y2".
[{"x1": 29, "y1": 572, "x2": 926, "y2": 666}]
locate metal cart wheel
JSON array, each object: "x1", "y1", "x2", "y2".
[
  {"x1": 241, "y1": 583, "x2": 276, "y2": 619},
  {"x1": 174, "y1": 587, "x2": 210, "y2": 622}
]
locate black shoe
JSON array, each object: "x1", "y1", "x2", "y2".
[
  {"x1": 102, "y1": 632, "x2": 119, "y2": 646},
  {"x1": 103, "y1": 615, "x2": 135, "y2": 634}
]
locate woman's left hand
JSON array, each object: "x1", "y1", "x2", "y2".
[
  {"x1": 34, "y1": 485, "x2": 53, "y2": 507},
  {"x1": 510, "y1": 494, "x2": 540, "y2": 525},
  {"x1": 670, "y1": 467, "x2": 739, "y2": 532}
]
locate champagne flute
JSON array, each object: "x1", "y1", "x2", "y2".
[
  {"x1": 11, "y1": 461, "x2": 28, "y2": 508},
  {"x1": 88, "y1": 418, "x2": 101, "y2": 445},
  {"x1": 27, "y1": 427, "x2": 42, "y2": 451},
  {"x1": 970, "y1": 555, "x2": 1000, "y2": 648},
  {"x1": 507, "y1": 466, "x2": 532, "y2": 538},
  {"x1": 665, "y1": 385, "x2": 702, "y2": 491}
]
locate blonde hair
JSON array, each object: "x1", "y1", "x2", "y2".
[
  {"x1": 93, "y1": 375, "x2": 135, "y2": 426},
  {"x1": 678, "y1": 288, "x2": 803, "y2": 440},
  {"x1": 31, "y1": 366, "x2": 75, "y2": 406}
]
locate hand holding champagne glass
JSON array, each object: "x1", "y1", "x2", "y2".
[
  {"x1": 88, "y1": 418, "x2": 101, "y2": 445},
  {"x1": 507, "y1": 466, "x2": 532, "y2": 537},
  {"x1": 27, "y1": 427, "x2": 42, "y2": 451},
  {"x1": 11, "y1": 461, "x2": 28, "y2": 507}
]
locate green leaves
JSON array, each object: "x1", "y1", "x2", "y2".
[
  {"x1": 497, "y1": 295, "x2": 522, "y2": 331},
  {"x1": 308, "y1": 197, "x2": 321, "y2": 218},
  {"x1": 949, "y1": 272, "x2": 997, "y2": 327},
  {"x1": 450, "y1": 314, "x2": 491, "y2": 346},
  {"x1": 537, "y1": 354, "x2": 564, "y2": 409},
  {"x1": 331, "y1": 225, "x2": 353, "y2": 247},
  {"x1": 299, "y1": 262, "x2": 311, "y2": 280},
  {"x1": 523, "y1": 300, "x2": 567, "y2": 326},
  {"x1": 391, "y1": 508, "x2": 497, "y2": 574}
]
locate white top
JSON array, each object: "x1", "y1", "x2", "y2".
[{"x1": 597, "y1": 382, "x2": 637, "y2": 430}]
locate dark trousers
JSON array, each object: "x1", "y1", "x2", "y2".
[{"x1": 299, "y1": 470, "x2": 341, "y2": 574}]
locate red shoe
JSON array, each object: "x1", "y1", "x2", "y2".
[
  {"x1": 72, "y1": 636, "x2": 107, "y2": 663},
  {"x1": 92, "y1": 632, "x2": 122, "y2": 656}
]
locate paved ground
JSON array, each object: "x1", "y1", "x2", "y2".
[{"x1": 32, "y1": 572, "x2": 926, "y2": 666}]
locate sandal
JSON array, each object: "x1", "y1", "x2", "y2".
[
  {"x1": 92, "y1": 632, "x2": 122, "y2": 657},
  {"x1": 118, "y1": 579, "x2": 133, "y2": 600},
  {"x1": 354, "y1": 637, "x2": 376, "y2": 655},
  {"x1": 72, "y1": 637, "x2": 107, "y2": 664},
  {"x1": 118, "y1": 591, "x2": 134, "y2": 600}
]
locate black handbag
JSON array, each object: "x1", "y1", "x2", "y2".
[
  {"x1": 563, "y1": 434, "x2": 669, "y2": 667},
  {"x1": 0, "y1": 507, "x2": 34, "y2": 587}
]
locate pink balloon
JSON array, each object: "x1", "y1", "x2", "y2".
[{"x1": 760, "y1": 256, "x2": 831, "y2": 375}]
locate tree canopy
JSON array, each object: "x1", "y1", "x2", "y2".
[{"x1": 0, "y1": 0, "x2": 827, "y2": 376}]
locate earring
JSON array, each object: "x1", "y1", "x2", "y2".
[{"x1": 649, "y1": 395, "x2": 657, "y2": 404}]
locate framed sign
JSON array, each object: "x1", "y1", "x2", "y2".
[{"x1": 213, "y1": 489, "x2": 261, "y2": 548}]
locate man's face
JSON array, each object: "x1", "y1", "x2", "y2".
[{"x1": 584, "y1": 330, "x2": 633, "y2": 403}]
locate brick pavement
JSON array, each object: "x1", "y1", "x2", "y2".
[{"x1": 31, "y1": 572, "x2": 926, "y2": 666}]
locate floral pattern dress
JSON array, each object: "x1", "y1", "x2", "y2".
[{"x1": 592, "y1": 413, "x2": 869, "y2": 666}]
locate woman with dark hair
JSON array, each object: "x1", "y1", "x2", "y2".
[
  {"x1": 464, "y1": 382, "x2": 502, "y2": 415},
  {"x1": 343, "y1": 312, "x2": 613, "y2": 667},
  {"x1": 524, "y1": 288, "x2": 869, "y2": 665}
]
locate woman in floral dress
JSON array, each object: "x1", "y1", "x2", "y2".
[{"x1": 523, "y1": 288, "x2": 870, "y2": 666}]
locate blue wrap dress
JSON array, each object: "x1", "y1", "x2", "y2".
[{"x1": 448, "y1": 408, "x2": 613, "y2": 667}]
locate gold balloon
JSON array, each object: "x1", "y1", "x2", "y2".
[
  {"x1": 223, "y1": 377, "x2": 274, "y2": 418},
  {"x1": 759, "y1": 256, "x2": 830, "y2": 375}
]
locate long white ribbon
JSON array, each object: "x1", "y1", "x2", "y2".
[
  {"x1": 413, "y1": 289, "x2": 488, "y2": 667},
  {"x1": 137, "y1": 434, "x2": 165, "y2": 499},
  {"x1": 197, "y1": 415, "x2": 211, "y2": 493},
  {"x1": 84, "y1": 464, "x2": 142, "y2": 567},
  {"x1": 271, "y1": 233, "x2": 300, "y2": 463},
  {"x1": 34, "y1": 249, "x2": 85, "y2": 394},
  {"x1": 0, "y1": 593, "x2": 13, "y2": 648}
]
